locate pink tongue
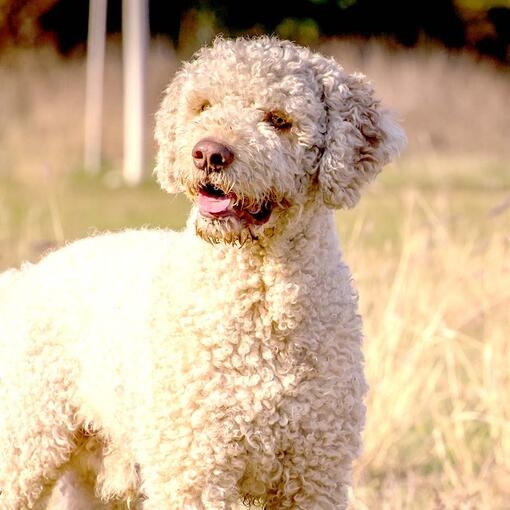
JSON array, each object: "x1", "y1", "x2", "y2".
[{"x1": 198, "y1": 192, "x2": 232, "y2": 214}]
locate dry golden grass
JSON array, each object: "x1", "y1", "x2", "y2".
[
  {"x1": 344, "y1": 192, "x2": 510, "y2": 509},
  {"x1": 1, "y1": 37, "x2": 509, "y2": 509}
]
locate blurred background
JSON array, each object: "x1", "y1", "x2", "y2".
[{"x1": 0, "y1": 1, "x2": 509, "y2": 508}]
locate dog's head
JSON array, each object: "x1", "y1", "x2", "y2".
[{"x1": 155, "y1": 36, "x2": 405, "y2": 245}]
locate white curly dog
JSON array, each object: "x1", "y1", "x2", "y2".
[{"x1": 0, "y1": 36, "x2": 405, "y2": 509}]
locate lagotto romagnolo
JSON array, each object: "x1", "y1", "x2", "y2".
[{"x1": 0, "y1": 36, "x2": 405, "y2": 509}]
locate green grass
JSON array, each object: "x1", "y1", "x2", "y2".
[
  {"x1": 0, "y1": 171, "x2": 190, "y2": 269},
  {"x1": 2, "y1": 159, "x2": 509, "y2": 270},
  {"x1": 343, "y1": 160, "x2": 510, "y2": 255}
]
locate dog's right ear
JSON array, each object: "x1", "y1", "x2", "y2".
[
  {"x1": 310, "y1": 53, "x2": 406, "y2": 209},
  {"x1": 154, "y1": 70, "x2": 186, "y2": 194}
]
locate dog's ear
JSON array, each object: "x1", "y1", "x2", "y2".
[
  {"x1": 154, "y1": 70, "x2": 186, "y2": 194},
  {"x1": 312, "y1": 54, "x2": 406, "y2": 209}
]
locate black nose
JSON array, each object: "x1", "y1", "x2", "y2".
[{"x1": 192, "y1": 138, "x2": 234, "y2": 172}]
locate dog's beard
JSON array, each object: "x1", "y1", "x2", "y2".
[{"x1": 195, "y1": 214, "x2": 258, "y2": 246}]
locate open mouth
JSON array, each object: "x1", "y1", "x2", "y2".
[{"x1": 197, "y1": 183, "x2": 272, "y2": 225}]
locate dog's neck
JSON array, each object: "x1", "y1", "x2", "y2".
[
  {"x1": 186, "y1": 198, "x2": 343, "y2": 300},
  {"x1": 261, "y1": 199, "x2": 340, "y2": 260},
  {"x1": 176, "y1": 199, "x2": 352, "y2": 350},
  {"x1": 187, "y1": 197, "x2": 340, "y2": 267}
]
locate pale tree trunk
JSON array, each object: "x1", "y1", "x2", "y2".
[
  {"x1": 122, "y1": 0, "x2": 149, "y2": 185},
  {"x1": 84, "y1": 0, "x2": 107, "y2": 174}
]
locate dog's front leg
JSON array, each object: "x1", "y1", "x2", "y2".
[
  {"x1": 264, "y1": 446, "x2": 351, "y2": 510},
  {"x1": 135, "y1": 419, "x2": 246, "y2": 510},
  {"x1": 137, "y1": 454, "x2": 243, "y2": 510},
  {"x1": 0, "y1": 405, "x2": 75, "y2": 510},
  {"x1": 0, "y1": 357, "x2": 80, "y2": 510}
]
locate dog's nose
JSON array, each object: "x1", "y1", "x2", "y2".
[{"x1": 192, "y1": 138, "x2": 234, "y2": 172}]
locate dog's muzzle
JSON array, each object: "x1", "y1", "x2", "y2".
[{"x1": 191, "y1": 138, "x2": 273, "y2": 226}]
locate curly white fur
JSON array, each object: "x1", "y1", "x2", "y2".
[{"x1": 0, "y1": 36, "x2": 405, "y2": 510}]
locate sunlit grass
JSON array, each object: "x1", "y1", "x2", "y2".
[
  {"x1": 1, "y1": 37, "x2": 509, "y2": 509},
  {"x1": 1, "y1": 162, "x2": 509, "y2": 508},
  {"x1": 345, "y1": 189, "x2": 510, "y2": 509},
  {"x1": 0, "y1": 172, "x2": 190, "y2": 270}
]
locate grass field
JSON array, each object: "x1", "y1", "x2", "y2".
[{"x1": 1, "y1": 38, "x2": 509, "y2": 509}]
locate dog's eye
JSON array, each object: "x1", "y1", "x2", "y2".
[
  {"x1": 198, "y1": 100, "x2": 211, "y2": 113},
  {"x1": 264, "y1": 111, "x2": 292, "y2": 131}
]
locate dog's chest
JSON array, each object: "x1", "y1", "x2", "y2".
[
  {"x1": 154, "y1": 247, "x2": 318, "y2": 415},
  {"x1": 170, "y1": 246, "x2": 306, "y2": 342}
]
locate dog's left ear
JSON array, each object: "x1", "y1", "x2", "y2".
[{"x1": 312, "y1": 54, "x2": 406, "y2": 209}]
